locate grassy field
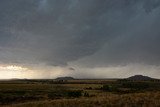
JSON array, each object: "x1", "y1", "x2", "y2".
[{"x1": 0, "y1": 79, "x2": 160, "y2": 107}]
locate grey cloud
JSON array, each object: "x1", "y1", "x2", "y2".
[{"x1": 0, "y1": 0, "x2": 160, "y2": 67}]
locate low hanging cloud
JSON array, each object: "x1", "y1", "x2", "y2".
[
  {"x1": 69, "y1": 64, "x2": 160, "y2": 79},
  {"x1": 0, "y1": 0, "x2": 160, "y2": 70}
]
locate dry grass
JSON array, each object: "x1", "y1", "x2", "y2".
[
  {"x1": 3, "y1": 91, "x2": 160, "y2": 107},
  {"x1": 1, "y1": 80, "x2": 160, "y2": 107}
]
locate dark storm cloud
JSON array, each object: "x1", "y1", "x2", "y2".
[{"x1": 0, "y1": 0, "x2": 160, "y2": 67}]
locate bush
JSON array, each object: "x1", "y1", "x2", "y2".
[
  {"x1": 48, "y1": 90, "x2": 83, "y2": 99},
  {"x1": 67, "y1": 90, "x2": 82, "y2": 97},
  {"x1": 86, "y1": 87, "x2": 92, "y2": 90},
  {"x1": 102, "y1": 85, "x2": 110, "y2": 91},
  {"x1": 84, "y1": 92, "x2": 89, "y2": 97},
  {"x1": 122, "y1": 82, "x2": 150, "y2": 90},
  {"x1": 48, "y1": 92, "x2": 64, "y2": 99},
  {"x1": 102, "y1": 85, "x2": 118, "y2": 92}
]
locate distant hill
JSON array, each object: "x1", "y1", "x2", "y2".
[
  {"x1": 126, "y1": 75, "x2": 154, "y2": 81},
  {"x1": 55, "y1": 77, "x2": 75, "y2": 80}
]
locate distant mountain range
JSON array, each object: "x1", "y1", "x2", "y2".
[
  {"x1": 8, "y1": 75, "x2": 157, "y2": 81},
  {"x1": 55, "y1": 75, "x2": 157, "y2": 81}
]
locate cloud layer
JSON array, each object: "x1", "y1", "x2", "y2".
[{"x1": 0, "y1": 0, "x2": 160, "y2": 78}]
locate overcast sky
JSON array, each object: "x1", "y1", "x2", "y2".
[{"x1": 0, "y1": 0, "x2": 160, "y2": 79}]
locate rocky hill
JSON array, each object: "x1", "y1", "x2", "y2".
[{"x1": 126, "y1": 75, "x2": 154, "y2": 81}]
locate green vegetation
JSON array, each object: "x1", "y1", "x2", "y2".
[
  {"x1": 121, "y1": 82, "x2": 150, "y2": 89},
  {"x1": 67, "y1": 90, "x2": 82, "y2": 97},
  {"x1": 102, "y1": 84, "x2": 118, "y2": 92}
]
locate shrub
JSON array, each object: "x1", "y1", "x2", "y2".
[
  {"x1": 67, "y1": 90, "x2": 82, "y2": 97},
  {"x1": 84, "y1": 92, "x2": 89, "y2": 97},
  {"x1": 102, "y1": 85, "x2": 118, "y2": 92},
  {"x1": 48, "y1": 92, "x2": 64, "y2": 99},
  {"x1": 86, "y1": 87, "x2": 92, "y2": 90},
  {"x1": 122, "y1": 82, "x2": 150, "y2": 90}
]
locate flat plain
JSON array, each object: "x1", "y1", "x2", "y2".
[{"x1": 0, "y1": 79, "x2": 160, "y2": 107}]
